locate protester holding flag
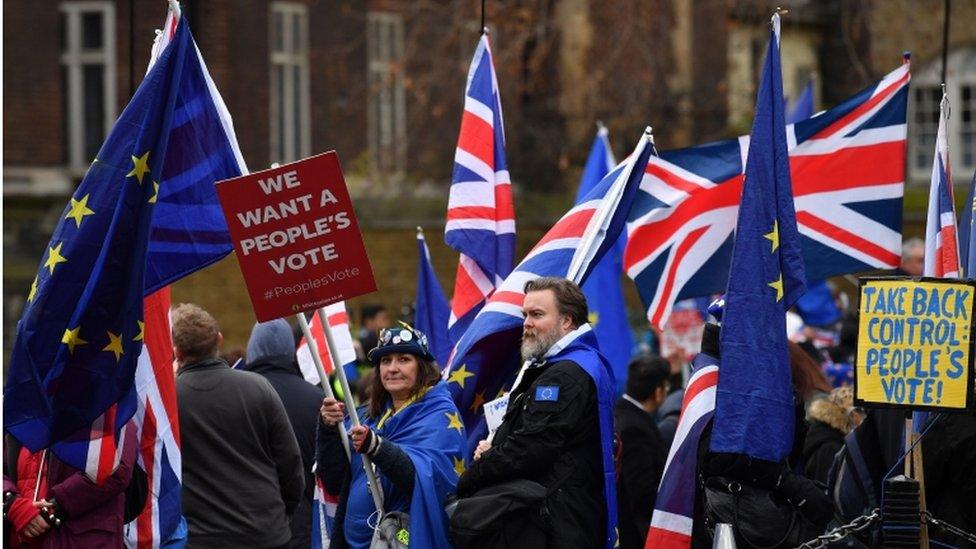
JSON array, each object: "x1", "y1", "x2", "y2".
[
  {"x1": 316, "y1": 324, "x2": 465, "y2": 548},
  {"x1": 3, "y1": 422, "x2": 137, "y2": 546},
  {"x1": 456, "y1": 277, "x2": 616, "y2": 549},
  {"x1": 245, "y1": 319, "x2": 324, "y2": 548},
  {"x1": 173, "y1": 304, "x2": 304, "y2": 548}
]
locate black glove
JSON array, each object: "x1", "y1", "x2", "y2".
[
  {"x1": 355, "y1": 428, "x2": 382, "y2": 456},
  {"x1": 38, "y1": 498, "x2": 63, "y2": 527}
]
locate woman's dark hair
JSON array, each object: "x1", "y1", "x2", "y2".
[
  {"x1": 789, "y1": 341, "x2": 832, "y2": 404},
  {"x1": 367, "y1": 355, "x2": 440, "y2": 418}
]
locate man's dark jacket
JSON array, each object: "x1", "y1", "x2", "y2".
[
  {"x1": 246, "y1": 356, "x2": 323, "y2": 548},
  {"x1": 614, "y1": 397, "x2": 667, "y2": 549},
  {"x1": 177, "y1": 357, "x2": 305, "y2": 548},
  {"x1": 457, "y1": 359, "x2": 605, "y2": 548}
]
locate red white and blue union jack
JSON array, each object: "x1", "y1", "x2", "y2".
[
  {"x1": 444, "y1": 130, "x2": 656, "y2": 450},
  {"x1": 446, "y1": 33, "x2": 516, "y2": 344},
  {"x1": 626, "y1": 60, "x2": 911, "y2": 329},
  {"x1": 645, "y1": 356, "x2": 719, "y2": 548},
  {"x1": 924, "y1": 90, "x2": 959, "y2": 278}
]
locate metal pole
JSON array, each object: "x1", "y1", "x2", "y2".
[
  {"x1": 941, "y1": 0, "x2": 950, "y2": 86},
  {"x1": 314, "y1": 307, "x2": 385, "y2": 515},
  {"x1": 295, "y1": 312, "x2": 351, "y2": 460},
  {"x1": 480, "y1": 0, "x2": 486, "y2": 34}
]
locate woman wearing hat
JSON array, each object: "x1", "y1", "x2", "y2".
[{"x1": 316, "y1": 324, "x2": 466, "y2": 548}]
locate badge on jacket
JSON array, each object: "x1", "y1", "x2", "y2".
[{"x1": 534, "y1": 385, "x2": 559, "y2": 402}]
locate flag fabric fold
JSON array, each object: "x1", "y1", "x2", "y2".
[
  {"x1": 626, "y1": 59, "x2": 909, "y2": 330},
  {"x1": 296, "y1": 302, "x2": 358, "y2": 385},
  {"x1": 443, "y1": 129, "x2": 656, "y2": 453},
  {"x1": 960, "y1": 170, "x2": 976, "y2": 275},
  {"x1": 445, "y1": 33, "x2": 516, "y2": 344},
  {"x1": 646, "y1": 354, "x2": 719, "y2": 548},
  {"x1": 787, "y1": 77, "x2": 815, "y2": 124},
  {"x1": 415, "y1": 230, "x2": 453, "y2": 367},
  {"x1": 575, "y1": 126, "x2": 634, "y2": 391},
  {"x1": 4, "y1": 20, "x2": 195, "y2": 479},
  {"x1": 708, "y1": 14, "x2": 807, "y2": 462},
  {"x1": 924, "y1": 91, "x2": 960, "y2": 279}
]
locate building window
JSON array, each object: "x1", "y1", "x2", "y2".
[
  {"x1": 61, "y1": 2, "x2": 116, "y2": 171},
  {"x1": 909, "y1": 48, "x2": 976, "y2": 183},
  {"x1": 367, "y1": 12, "x2": 406, "y2": 174},
  {"x1": 270, "y1": 2, "x2": 310, "y2": 164}
]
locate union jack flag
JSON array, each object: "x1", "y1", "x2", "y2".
[
  {"x1": 626, "y1": 60, "x2": 910, "y2": 329},
  {"x1": 444, "y1": 129, "x2": 656, "y2": 450},
  {"x1": 445, "y1": 33, "x2": 516, "y2": 344},
  {"x1": 127, "y1": 289, "x2": 182, "y2": 548},
  {"x1": 646, "y1": 355, "x2": 719, "y2": 548},
  {"x1": 296, "y1": 301, "x2": 357, "y2": 385},
  {"x1": 128, "y1": 8, "x2": 247, "y2": 547},
  {"x1": 924, "y1": 90, "x2": 959, "y2": 278}
]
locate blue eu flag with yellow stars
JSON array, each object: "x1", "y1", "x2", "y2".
[
  {"x1": 4, "y1": 21, "x2": 195, "y2": 459},
  {"x1": 709, "y1": 13, "x2": 807, "y2": 462}
]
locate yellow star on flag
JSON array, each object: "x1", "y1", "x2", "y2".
[
  {"x1": 448, "y1": 365, "x2": 475, "y2": 388},
  {"x1": 134, "y1": 320, "x2": 145, "y2": 342},
  {"x1": 469, "y1": 391, "x2": 486, "y2": 414},
  {"x1": 445, "y1": 412, "x2": 464, "y2": 434},
  {"x1": 764, "y1": 220, "x2": 779, "y2": 253},
  {"x1": 148, "y1": 181, "x2": 159, "y2": 204},
  {"x1": 127, "y1": 151, "x2": 151, "y2": 184},
  {"x1": 103, "y1": 331, "x2": 124, "y2": 361},
  {"x1": 768, "y1": 274, "x2": 784, "y2": 302},
  {"x1": 44, "y1": 243, "x2": 68, "y2": 274},
  {"x1": 65, "y1": 194, "x2": 96, "y2": 228},
  {"x1": 61, "y1": 326, "x2": 87, "y2": 354},
  {"x1": 27, "y1": 276, "x2": 38, "y2": 303},
  {"x1": 453, "y1": 456, "x2": 466, "y2": 477}
]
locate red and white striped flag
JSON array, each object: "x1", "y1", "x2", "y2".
[{"x1": 296, "y1": 302, "x2": 357, "y2": 385}]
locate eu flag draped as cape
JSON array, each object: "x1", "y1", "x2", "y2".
[
  {"x1": 543, "y1": 325, "x2": 619, "y2": 549},
  {"x1": 343, "y1": 382, "x2": 466, "y2": 548},
  {"x1": 4, "y1": 21, "x2": 196, "y2": 462},
  {"x1": 709, "y1": 14, "x2": 807, "y2": 462}
]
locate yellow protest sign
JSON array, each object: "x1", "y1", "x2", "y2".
[{"x1": 856, "y1": 278, "x2": 974, "y2": 411}]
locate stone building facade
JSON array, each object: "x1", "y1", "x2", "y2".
[{"x1": 4, "y1": 0, "x2": 975, "y2": 353}]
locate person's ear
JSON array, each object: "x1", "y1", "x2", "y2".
[
  {"x1": 561, "y1": 314, "x2": 574, "y2": 332},
  {"x1": 217, "y1": 331, "x2": 224, "y2": 348}
]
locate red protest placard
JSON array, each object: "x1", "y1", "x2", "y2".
[{"x1": 215, "y1": 152, "x2": 376, "y2": 321}]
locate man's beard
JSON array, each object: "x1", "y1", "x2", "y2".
[{"x1": 521, "y1": 323, "x2": 563, "y2": 362}]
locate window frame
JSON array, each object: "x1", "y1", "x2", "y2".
[
  {"x1": 60, "y1": 1, "x2": 116, "y2": 172},
  {"x1": 908, "y1": 48, "x2": 976, "y2": 184},
  {"x1": 366, "y1": 11, "x2": 407, "y2": 175},
  {"x1": 269, "y1": 2, "x2": 311, "y2": 164}
]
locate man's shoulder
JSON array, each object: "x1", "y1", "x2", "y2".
[{"x1": 539, "y1": 359, "x2": 593, "y2": 386}]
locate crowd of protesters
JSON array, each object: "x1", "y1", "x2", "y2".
[{"x1": 5, "y1": 262, "x2": 976, "y2": 548}]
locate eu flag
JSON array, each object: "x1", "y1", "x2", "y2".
[
  {"x1": 4, "y1": 21, "x2": 195, "y2": 459},
  {"x1": 709, "y1": 14, "x2": 807, "y2": 462},
  {"x1": 787, "y1": 77, "x2": 815, "y2": 124},
  {"x1": 962, "y1": 170, "x2": 976, "y2": 276},
  {"x1": 415, "y1": 228, "x2": 452, "y2": 366},
  {"x1": 574, "y1": 126, "x2": 634, "y2": 392}
]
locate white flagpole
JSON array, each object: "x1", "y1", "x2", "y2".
[
  {"x1": 314, "y1": 307, "x2": 386, "y2": 516},
  {"x1": 295, "y1": 312, "x2": 351, "y2": 460}
]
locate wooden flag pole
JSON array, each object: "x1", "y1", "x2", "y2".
[
  {"x1": 314, "y1": 307, "x2": 385, "y2": 516},
  {"x1": 295, "y1": 312, "x2": 351, "y2": 460}
]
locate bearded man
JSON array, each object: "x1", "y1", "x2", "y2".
[{"x1": 456, "y1": 277, "x2": 618, "y2": 549}]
